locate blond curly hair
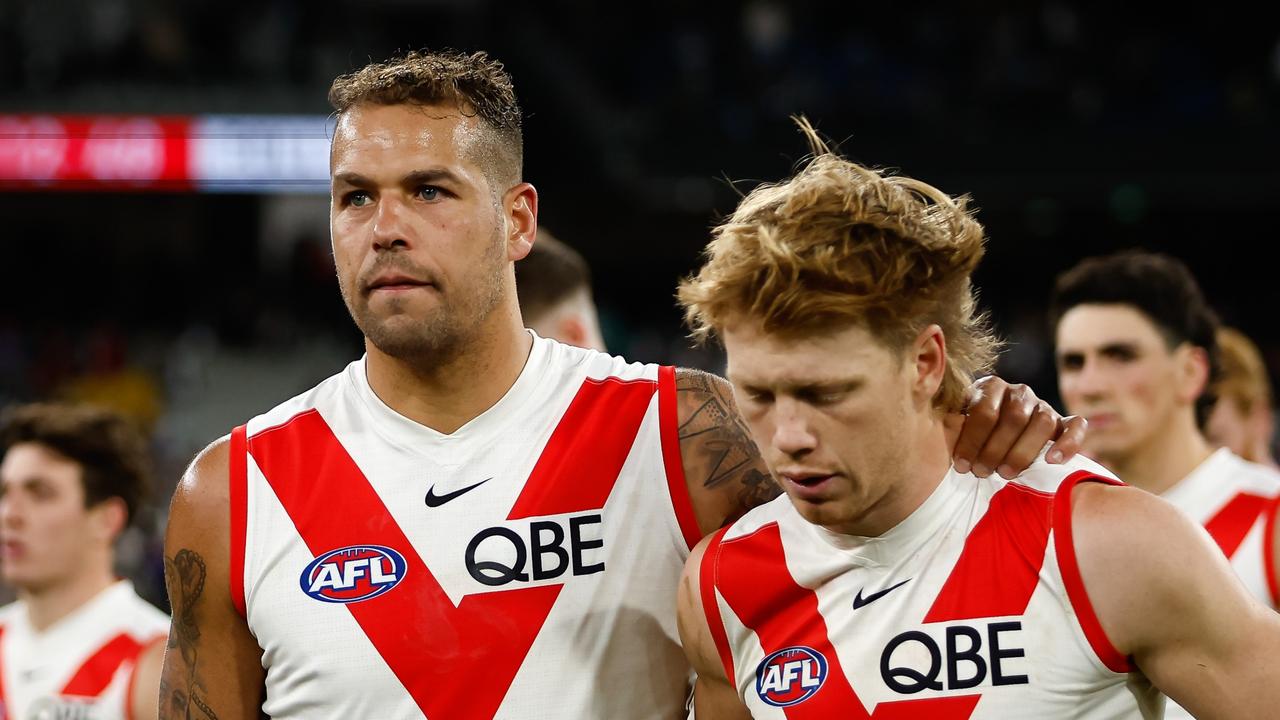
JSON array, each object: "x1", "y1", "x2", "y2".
[{"x1": 678, "y1": 119, "x2": 999, "y2": 411}]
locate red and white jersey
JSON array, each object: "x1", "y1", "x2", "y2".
[
  {"x1": 1158, "y1": 448, "x2": 1280, "y2": 720},
  {"x1": 233, "y1": 334, "x2": 702, "y2": 719},
  {"x1": 0, "y1": 580, "x2": 168, "y2": 720},
  {"x1": 1161, "y1": 447, "x2": 1280, "y2": 609},
  {"x1": 699, "y1": 456, "x2": 1165, "y2": 719}
]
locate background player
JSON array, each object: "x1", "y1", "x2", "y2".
[
  {"x1": 1050, "y1": 252, "x2": 1280, "y2": 605},
  {"x1": 0, "y1": 402, "x2": 167, "y2": 720},
  {"x1": 515, "y1": 227, "x2": 608, "y2": 351},
  {"x1": 1051, "y1": 252, "x2": 1280, "y2": 719},
  {"x1": 1207, "y1": 327, "x2": 1278, "y2": 469}
]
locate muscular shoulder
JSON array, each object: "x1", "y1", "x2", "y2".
[
  {"x1": 674, "y1": 368, "x2": 780, "y2": 535},
  {"x1": 172, "y1": 435, "x2": 231, "y2": 522},
  {"x1": 1069, "y1": 481, "x2": 1235, "y2": 655},
  {"x1": 165, "y1": 435, "x2": 233, "y2": 611}
]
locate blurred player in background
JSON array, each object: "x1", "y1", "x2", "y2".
[
  {"x1": 517, "y1": 228, "x2": 687, "y2": 716},
  {"x1": 675, "y1": 124, "x2": 1280, "y2": 719},
  {"x1": 0, "y1": 403, "x2": 167, "y2": 720},
  {"x1": 1051, "y1": 252, "x2": 1280, "y2": 719},
  {"x1": 1207, "y1": 327, "x2": 1278, "y2": 469},
  {"x1": 515, "y1": 227, "x2": 608, "y2": 351}
]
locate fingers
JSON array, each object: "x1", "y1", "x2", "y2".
[
  {"x1": 960, "y1": 383, "x2": 1040, "y2": 477},
  {"x1": 995, "y1": 400, "x2": 1063, "y2": 477},
  {"x1": 1045, "y1": 415, "x2": 1087, "y2": 465},
  {"x1": 952, "y1": 376, "x2": 1007, "y2": 475},
  {"x1": 952, "y1": 378, "x2": 1081, "y2": 478}
]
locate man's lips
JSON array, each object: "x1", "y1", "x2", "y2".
[
  {"x1": 365, "y1": 274, "x2": 432, "y2": 293},
  {"x1": 778, "y1": 470, "x2": 837, "y2": 499},
  {"x1": 1, "y1": 539, "x2": 25, "y2": 559},
  {"x1": 1086, "y1": 412, "x2": 1118, "y2": 428}
]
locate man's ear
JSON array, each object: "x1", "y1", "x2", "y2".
[
  {"x1": 912, "y1": 324, "x2": 947, "y2": 404},
  {"x1": 89, "y1": 496, "x2": 128, "y2": 544},
  {"x1": 1175, "y1": 343, "x2": 1211, "y2": 405},
  {"x1": 505, "y1": 182, "x2": 539, "y2": 262}
]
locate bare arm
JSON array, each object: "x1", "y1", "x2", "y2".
[
  {"x1": 676, "y1": 369, "x2": 1088, "y2": 532},
  {"x1": 159, "y1": 438, "x2": 266, "y2": 720},
  {"x1": 677, "y1": 535, "x2": 754, "y2": 720},
  {"x1": 676, "y1": 369, "x2": 779, "y2": 536},
  {"x1": 129, "y1": 637, "x2": 166, "y2": 720},
  {"x1": 1074, "y1": 483, "x2": 1280, "y2": 719}
]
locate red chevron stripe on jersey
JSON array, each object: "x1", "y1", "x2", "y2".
[
  {"x1": 59, "y1": 632, "x2": 146, "y2": 698},
  {"x1": 924, "y1": 483, "x2": 1054, "y2": 623},
  {"x1": 714, "y1": 523, "x2": 981, "y2": 718},
  {"x1": 249, "y1": 377, "x2": 655, "y2": 720},
  {"x1": 1203, "y1": 493, "x2": 1271, "y2": 559},
  {"x1": 508, "y1": 377, "x2": 656, "y2": 519}
]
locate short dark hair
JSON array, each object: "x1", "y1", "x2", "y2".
[
  {"x1": 329, "y1": 49, "x2": 522, "y2": 187},
  {"x1": 516, "y1": 229, "x2": 593, "y2": 324},
  {"x1": 0, "y1": 403, "x2": 151, "y2": 527},
  {"x1": 1049, "y1": 250, "x2": 1221, "y2": 426}
]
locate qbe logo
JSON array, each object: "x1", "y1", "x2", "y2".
[
  {"x1": 754, "y1": 646, "x2": 828, "y2": 707},
  {"x1": 300, "y1": 544, "x2": 407, "y2": 604}
]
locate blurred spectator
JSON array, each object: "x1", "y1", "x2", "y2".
[
  {"x1": 0, "y1": 402, "x2": 167, "y2": 720},
  {"x1": 1208, "y1": 327, "x2": 1279, "y2": 469},
  {"x1": 515, "y1": 228, "x2": 607, "y2": 351}
]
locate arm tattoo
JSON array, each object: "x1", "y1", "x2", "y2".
[
  {"x1": 162, "y1": 549, "x2": 219, "y2": 720},
  {"x1": 676, "y1": 369, "x2": 781, "y2": 511}
]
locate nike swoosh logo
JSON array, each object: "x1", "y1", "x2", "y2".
[
  {"x1": 852, "y1": 578, "x2": 911, "y2": 609},
  {"x1": 424, "y1": 478, "x2": 492, "y2": 507}
]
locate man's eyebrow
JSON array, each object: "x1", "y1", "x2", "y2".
[
  {"x1": 402, "y1": 168, "x2": 466, "y2": 187},
  {"x1": 332, "y1": 171, "x2": 371, "y2": 187},
  {"x1": 332, "y1": 168, "x2": 467, "y2": 188}
]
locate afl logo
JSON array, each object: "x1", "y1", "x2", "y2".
[
  {"x1": 299, "y1": 545, "x2": 407, "y2": 604},
  {"x1": 755, "y1": 646, "x2": 828, "y2": 707}
]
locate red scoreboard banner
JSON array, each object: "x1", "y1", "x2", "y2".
[{"x1": 0, "y1": 114, "x2": 332, "y2": 193}]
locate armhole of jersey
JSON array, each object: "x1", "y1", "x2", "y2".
[
  {"x1": 124, "y1": 635, "x2": 166, "y2": 720},
  {"x1": 700, "y1": 526, "x2": 737, "y2": 689},
  {"x1": 230, "y1": 424, "x2": 249, "y2": 620},
  {"x1": 1264, "y1": 495, "x2": 1280, "y2": 608},
  {"x1": 659, "y1": 365, "x2": 703, "y2": 550},
  {"x1": 1052, "y1": 470, "x2": 1134, "y2": 674}
]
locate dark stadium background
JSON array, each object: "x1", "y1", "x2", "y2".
[{"x1": 1, "y1": 1, "x2": 1277, "y2": 606}]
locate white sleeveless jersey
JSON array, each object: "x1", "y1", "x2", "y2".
[
  {"x1": 699, "y1": 455, "x2": 1165, "y2": 719},
  {"x1": 1158, "y1": 448, "x2": 1280, "y2": 720},
  {"x1": 1160, "y1": 448, "x2": 1280, "y2": 609},
  {"x1": 233, "y1": 334, "x2": 701, "y2": 719},
  {"x1": 0, "y1": 581, "x2": 168, "y2": 720}
]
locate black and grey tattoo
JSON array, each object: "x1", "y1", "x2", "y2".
[
  {"x1": 162, "y1": 549, "x2": 219, "y2": 720},
  {"x1": 676, "y1": 368, "x2": 781, "y2": 511}
]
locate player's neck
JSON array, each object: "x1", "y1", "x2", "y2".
[
  {"x1": 1107, "y1": 411, "x2": 1214, "y2": 495},
  {"x1": 364, "y1": 304, "x2": 534, "y2": 435},
  {"x1": 21, "y1": 561, "x2": 116, "y2": 633},
  {"x1": 833, "y1": 418, "x2": 952, "y2": 538}
]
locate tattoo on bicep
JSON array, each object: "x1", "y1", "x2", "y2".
[
  {"x1": 676, "y1": 370, "x2": 781, "y2": 508},
  {"x1": 162, "y1": 549, "x2": 219, "y2": 720}
]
